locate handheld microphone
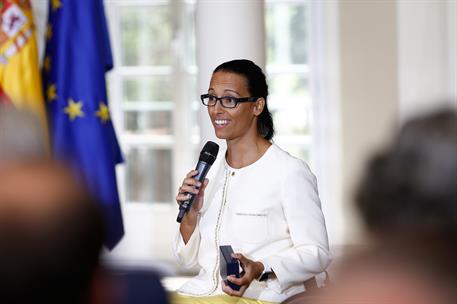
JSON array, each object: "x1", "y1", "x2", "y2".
[{"x1": 176, "y1": 141, "x2": 219, "y2": 223}]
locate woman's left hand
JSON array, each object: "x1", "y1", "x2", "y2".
[{"x1": 221, "y1": 253, "x2": 264, "y2": 297}]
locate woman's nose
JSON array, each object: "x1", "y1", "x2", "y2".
[{"x1": 213, "y1": 99, "x2": 226, "y2": 113}]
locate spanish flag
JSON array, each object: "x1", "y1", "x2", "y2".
[{"x1": 0, "y1": 0, "x2": 46, "y2": 126}]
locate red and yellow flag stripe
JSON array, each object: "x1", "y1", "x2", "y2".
[{"x1": 0, "y1": 0, "x2": 46, "y2": 129}]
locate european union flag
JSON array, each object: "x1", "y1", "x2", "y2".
[{"x1": 42, "y1": 0, "x2": 124, "y2": 249}]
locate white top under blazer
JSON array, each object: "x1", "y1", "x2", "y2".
[{"x1": 174, "y1": 144, "x2": 331, "y2": 303}]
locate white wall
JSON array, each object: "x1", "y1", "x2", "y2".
[
  {"x1": 337, "y1": 0, "x2": 400, "y2": 245},
  {"x1": 397, "y1": 0, "x2": 457, "y2": 121},
  {"x1": 331, "y1": 0, "x2": 456, "y2": 249}
]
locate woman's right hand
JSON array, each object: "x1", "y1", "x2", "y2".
[
  {"x1": 177, "y1": 170, "x2": 209, "y2": 243},
  {"x1": 176, "y1": 170, "x2": 209, "y2": 221}
]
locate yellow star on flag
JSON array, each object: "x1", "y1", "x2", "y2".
[
  {"x1": 47, "y1": 84, "x2": 58, "y2": 102},
  {"x1": 46, "y1": 24, "x2": 52, "y2": 41},
  {"x1": 64, "y1": 98, "x2": 84, "y2": 121},
  {"x1": 44, "y1": 56, "x2": 51, "y2": 72},
  {"x1": 95, "y1": 102, "x2": 110, "y2": 123},
  {"x1": 51, "y1": 0, "x2": 62, "y2": 12}
]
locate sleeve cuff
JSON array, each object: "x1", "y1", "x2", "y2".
[
  {"x1": 174, "y1": 224, "x2": 201, "y2": 268},
  {"x1": 261, "y1": 255, "x2": 319, "y2": 293},
  {"x1": 257, "y1": 260, "x2": 273, "y2": 281}
]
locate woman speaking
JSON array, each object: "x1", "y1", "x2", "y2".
[{"x1": 173, "y1": 59, "x2": 330, "y2": 304}]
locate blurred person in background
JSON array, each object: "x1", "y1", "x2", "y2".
[
  {"x1": 309, "y1": 108, "x2": 457, "y2": 304},
  {"x1": 0, "y1": 161, "x2": 112, "y2": 303},
  {"x1": 173, "y1": 59, "x2": 330, "y2": 304},
  {"x1": 356, "y1": 107, "x2": 457, "y2": 247},
  {"x1": 0, "y1": 103, "x2": 169, "y2": 304}
]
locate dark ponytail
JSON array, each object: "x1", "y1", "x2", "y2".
[{"x1": 214, "y1": 59, "x2": 274, "y2": 140}]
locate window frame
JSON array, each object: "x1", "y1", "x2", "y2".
[{"x1": 105, "y1": 0, "x2": 198, "y2": 208}]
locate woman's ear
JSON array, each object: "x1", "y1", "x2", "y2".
[{"x1": 253, "y1": 98, "x2": 265, "y2": 116}]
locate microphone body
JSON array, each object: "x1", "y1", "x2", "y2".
[
  {"x1": 176, "y1": 160, "x2": 211, "y2": 222},
  {"x1": 177, "y1": 141, "x2": 219, "y2": 223}
]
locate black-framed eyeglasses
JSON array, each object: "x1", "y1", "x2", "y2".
[{"x1": 200, "y1": 94, "x2": 258, "y2": 109}]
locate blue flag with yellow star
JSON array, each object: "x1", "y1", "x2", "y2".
[{"x1": 42, "y1": 0, "x2": 124, "y2": 250}]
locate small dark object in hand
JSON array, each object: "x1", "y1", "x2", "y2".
[{"x1": 219, "y1": 245, "x2": 241, "y2": 291}]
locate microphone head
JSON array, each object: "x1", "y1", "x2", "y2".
[{"x1": 199, "y1": 141, "x2": 219, "y2": 165}]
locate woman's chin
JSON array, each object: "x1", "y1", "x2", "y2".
[
  {"x1": 215, "y1": 133, "x2": 227, "y2": 140},
  {"x1": 214, "y1": 130, "x2": 229, "y2": 139}
]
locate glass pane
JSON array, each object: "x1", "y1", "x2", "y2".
[
  {"x1": 290, "y1": 4, "x2": 308, "y2": 64},
  {"x1": 269, "y1": 74, "x2": 310, "y2": 100},
  {"x1": 124, "y1": 111, "x2": 173, "y2": 135},
  {"x1": 125, "y1": 148, "x2": 173, "y2": 203},
  {"x1": 186, "y1": 75, "x2": 200, "y2": 138},
  {"x1": 187, "y1": 74, "x2": 197, "y2": 102},
  {"x1": 120, "y1": 5, "x2": 172, "y2": 66},
  {"x1": 184, "y1": 3, "x2": 197, "y2": 66},
  {"x1": 106, "y1": 72, "x2": 114, "y2": 101},
  {"x1": 272, "y1": 108, "x2": 310, "y2": 135},
  {"x1": 123, "y1": 76, "x2": 172, "y2": 102},
  {"x1": 269, "y1": 74, "x2": 311, "y2": 136},
  {"x1": 266, "y1": 3, "x2": 308, "y2": 65}
]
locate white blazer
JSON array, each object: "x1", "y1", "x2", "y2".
[{"x1": 174, "y1": 144, "x2": 331, "y2": 303}]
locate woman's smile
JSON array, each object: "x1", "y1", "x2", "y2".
[{"x1": 213, "y1": 118, "x2": 231, "y2": 128}]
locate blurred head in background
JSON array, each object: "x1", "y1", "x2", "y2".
[
  {"x1": 356, "y1": 107, "x2": 457, "y2": 245},
  {"x1": 0, "y1": 161, "x2": 107, "y2": 303}
]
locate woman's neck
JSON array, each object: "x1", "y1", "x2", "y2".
[{"x1": 225, "y1": 136, "x2": 271, "y2": 169}]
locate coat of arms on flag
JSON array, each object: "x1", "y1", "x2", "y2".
[{"x1": 0, "y1": 0, "x2": 46, "y2": 128}]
